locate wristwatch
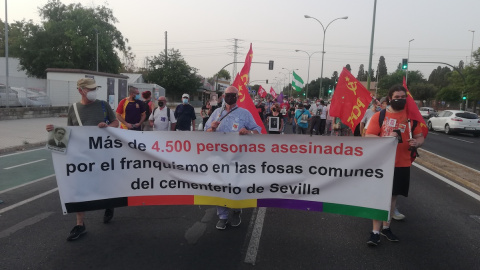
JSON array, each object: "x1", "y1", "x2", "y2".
[{"x1": 250, "y1": 130, "x2": 254, "y2": 135}]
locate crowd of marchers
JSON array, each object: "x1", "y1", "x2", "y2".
[{"x1": 43, "y1": 78, "x2": 424, "y2": 248}]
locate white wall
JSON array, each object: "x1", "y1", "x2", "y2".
[{"x1": 47, "y1": 71, "x2": 126, "y2": 108}]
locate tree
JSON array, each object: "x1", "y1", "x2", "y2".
[
  {"x1": 409, "y1": 82, "x2": 438, "y2": 102},
  {"x1": 357, "y1": 64, "x2": 366, "y2": 81},
  {"x1": 345, "y1": 64, "x2": 351, "y2": 73},
  {"x1": 0, "y1": 19, "x2": 29, "y2": 57},
  {"x1": 428, "y1": 66, "x2": 451, "y2": 89},
  {"x1": 377, "y1": 70, "x2": 427, "y2": 98},
  {"x1": 145, "y1": 48, "x2": 201, "y2": 100},
  {"x1": 16, "y1": 0, "x2": 133, "y2": 78},
  {"x1": 377, "y1": 56, "x2": 388, "y2": 80},
  {"x1": 215, "y1": 69, "x2": 231, "y2": 81}
]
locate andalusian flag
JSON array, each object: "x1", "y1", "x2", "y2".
[{"x1": 292, "y1": 71, "x2": 304, "y2": 92}]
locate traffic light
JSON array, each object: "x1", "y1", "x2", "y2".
[
  {"x1": 402, "y1": 58, "x2": 408, "y2": 70},
  {"x1": 462, "y1": 96, "x2": 467, "y2": 100},
  {"x1": 268, "y1": 60, "x2": 274, "y2": 70},
  {"x1": 266, "y1": 79, "x2": 268, "y2": 84}
]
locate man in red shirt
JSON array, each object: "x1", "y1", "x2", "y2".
[
  {"x1": 116, "y1": 87, "x2": 146, "y2": 131},
  {"x1": 365, "y1": 85, "x2": 424, "y2": 246}
]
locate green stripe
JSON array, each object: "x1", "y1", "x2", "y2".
[{"x1": 323, "y1": 203, "x2": 389, "y2": 221}]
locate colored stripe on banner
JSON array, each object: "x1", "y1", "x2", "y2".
[
  {"x1": 258, "y1": 198, "x2": 323, "y2": 211},
  {"x1": 194, "y1": 196, "x2": 257, "y2": 208},
  {"x1": 323, "y1": 203, "x2": 388, "y2": 220},
  {"x1": 128, "y1": 195, "x2": 194, "y2": 206},
  {"x1": 65, "y1": 197, "x2": 128, "y2": 213}
]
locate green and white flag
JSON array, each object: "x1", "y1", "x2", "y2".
[{"x1": 292, "y1": 71, "x2": 304, "y2": 92}]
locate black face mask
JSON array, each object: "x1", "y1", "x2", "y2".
[
  {"x1": 390, "y1": 99, "x2": 406, "y2": 110},
  {"x1": 158, "y1": 101, "x2": 164, "y2": 107},
  {"x1": 224, "y1": 93, "x2": 237, "y2": 105},
  {"x1": 272, "y1": 108, "x2": 276, "y2": 112}
]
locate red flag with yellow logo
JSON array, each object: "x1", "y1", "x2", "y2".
[
  {"x1": 232, "y1": 44, "x2": 267, "y2": 134},
  {"x1": 403, "y1": 77, "x2": 428, "y2": 138},
  {"x1": 329, "y1": 67, "x2": 372, "y2": 132}
]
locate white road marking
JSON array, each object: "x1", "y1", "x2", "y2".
[
  {"x1": 0, "y1": 174, "x2": 55, "y2": 195},
  {"x1": 420, "y1": 149, "x2": 480, "y2": 174},
  {"x1": 3, "y1": 159, "x2": 46, "y2": 170},
  {"x1": 0, "y1": 188, "x2": 58, "y2": 215},
  {"x1": 244, "y1": 207, "x2": 266, "y2": 265},
  {"x1": 413, "y1": 163, "x2": 480, "y2": 202},
  {"x1": 448, "y1": 137, "x2": 474, "y2": 144},
  {"x1": 0, "y1": 212, "x2": 55, "y2": 239},
  {"x1": 0, "y1": 148, "x2": 45, "y2": 158}
]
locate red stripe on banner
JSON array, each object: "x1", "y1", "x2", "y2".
[{"x1": 128, "y1": 195, "x2": 194, "y2": 206}]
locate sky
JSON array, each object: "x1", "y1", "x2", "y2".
[{"x1": 2, "y1": 0, "x2": 480, "y2": 92}]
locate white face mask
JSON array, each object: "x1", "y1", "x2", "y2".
[{"x1": 84, "y1": 89, "x2": 97, "y2": 101}]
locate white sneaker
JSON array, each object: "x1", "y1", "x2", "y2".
[{"x1": 392, "y1": 208, "x2": 405, "y2": 220}]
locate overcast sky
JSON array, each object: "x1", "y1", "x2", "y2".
[{"x1": 2, "y1": 0, "x2": 479, "y2": 91}]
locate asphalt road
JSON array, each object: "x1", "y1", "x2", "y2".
[
  {"x1": 421, "y1": 130, "x2": 480, "y2": 171},
  {"x1": 1, "y1": 123, "x2": 480, "y2": 269},
  {"x1": 1, "y1": 164, "x2": 480, "y2": 269}
]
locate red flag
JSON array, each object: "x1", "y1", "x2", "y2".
[
  {"x1": 232, "y1": 44, "x2": 267, "y2": 134},
  {"x1": 270, "y1": 87, "x2": 277, "y2": 99},
  {"x1": 329, "y1": 67, "x2": 372, "y2": 132},
  {"x1": 258, "y1": 85, "x2": 267, "y2": 98},
  {"x1": 403, "y1": 77, "x2": 428, "y2": 138},
  {"x1": 239, "y1": 43, "x2": 253, "y2": 86}
]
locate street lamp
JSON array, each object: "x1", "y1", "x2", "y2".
[
  {"x1": 406, "y1": 39, "x2": 414, "y2": 85},
  {"x1": 304, "y1": 15, "x2": 348, "y2": 98},
  {"x1": 94, "y1": 28, "x2": 99, "y2": 72},
  {"x1": 295, "y1": 50, "x2": 321, "y2": 99},
  {"x1": 282, "y1": 67, "x2": 299, "y2": 97},
  {"x1": 278, "y1": 71, "x2": 287, "y2": 92},
  {"x1": 469, "y1": 30, "x2": 475, "y2": 65}
]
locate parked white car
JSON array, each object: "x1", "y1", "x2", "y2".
[
  {"x1": 0, "y1": 85, "x2": 22, "y2": 107},
  {"x1": 427, "y1": 110, "x2": 480, "y2": 137},
  {"x1": 419, "y1": 107, "x2": 435, "y2": 119},
  {"x1": 12, "y1": 87, "x2": 51, "y2": 107}
]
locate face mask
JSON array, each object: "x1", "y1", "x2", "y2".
[
  {"x1": 390, "y1": 99, "x2": 406, "y2": 110},
  {"x1": 84, "y1": 89, "x2": 97, "y2": 101},
  {"x1": 283, "y1": 100, "x2": 287, "y2": 103},
  {"x1": 135, "y1": 94, "x2": 140, "y2": 100},
  {"x1": 316, "y1": 102, "x2": 320, "y2": 105},
  {"x1": 224, "y1": 93, "x2": 237, "y2": 105},
  {"x1": 376, "y1": 107, "x2": 382, "y2": 112},
  {"x1": 182, "y1": 99, "x2": 188, "y2": 104},
  {"x1": 158, "y1": 101, "x2": 164, "y2": 107},
  {"x1": 272, "y1": 108, "x2": 276, "y2": 112}
]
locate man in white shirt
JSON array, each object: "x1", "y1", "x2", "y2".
[
  {"x1": 309, "y1": 99, "x2": 322, "y2": 135},
  {"x1": 149, "y1": 96, "x2": 176, "y2": 131}
]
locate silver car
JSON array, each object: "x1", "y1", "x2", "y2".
[{"x1": 428, "y1": 110, "x2": 480, "y2": 137}]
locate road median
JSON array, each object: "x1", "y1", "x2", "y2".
[{"x1": 416, "y1": 148, "x2": 480, "y2": 195}]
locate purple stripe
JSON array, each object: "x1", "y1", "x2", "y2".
[{"x1": 257, "y1": 199, "x2": 323, "y2": 211}]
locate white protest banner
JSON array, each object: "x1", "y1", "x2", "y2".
[{"x1": 52, "y1": 127, "x2": 397, "y2": 221}]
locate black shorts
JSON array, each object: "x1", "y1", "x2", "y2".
[{"x1": 392, "y1": 167, "x2": 410, "y2": 197}]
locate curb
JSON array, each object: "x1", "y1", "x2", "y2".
[
  {"x1": 0, "y1": 141, "x2": 47, "y2": 155},
  {"x1": 415, "y1": 149, "x2": 480, "y2": 195}
]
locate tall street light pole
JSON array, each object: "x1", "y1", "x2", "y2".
[
  {"x1": 94, "y1": 28, "x2": 99, "y2": 72},
  {"x1": 469, "y1": 30, "x2": 475, "y2": 65},
  {"x1": 282, "y1": 67, "x2": 299, "y2": 97},
  {"x1": 406, "y1": 39, "x2": 414, "y2": 85},
  {"x1": 278, "y1": 71, "x2": 287, "y2": 91},
  {"x1": 305, "y1": 15, "x2": 348, "y2": 99},
  {"x1": 295, "y1": 50, "x2": 321, "y2": 99},
  {"x1": 4, "y1": 0, "x2": 10, "y2": 108}
]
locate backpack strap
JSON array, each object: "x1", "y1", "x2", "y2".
[{"x1": 167, "y1": 107, "x2": 171, "y2": 122}]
